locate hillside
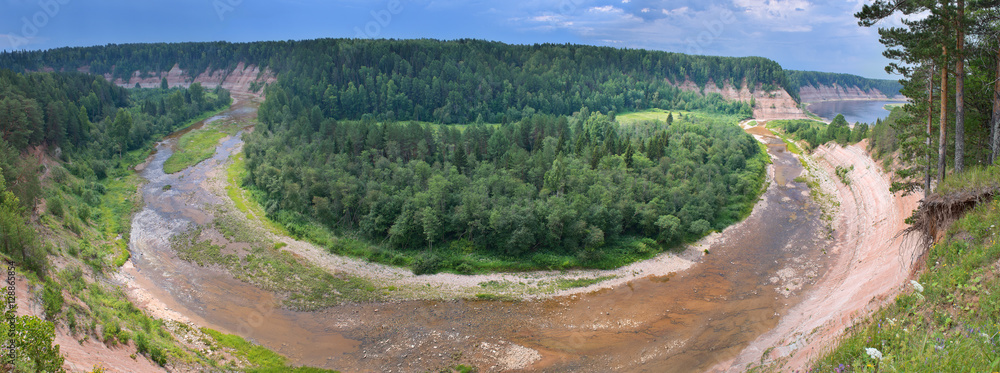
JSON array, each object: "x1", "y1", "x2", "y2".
[
  {"x1": 786, "y1": 70, "x2": 903, "y2": 102},
  {"x1": 1, "y1": 39, "x2": 814, "y2": 121},
  {"x1": 812, "y1": 166, "x2": 1000, "y2": 371}
]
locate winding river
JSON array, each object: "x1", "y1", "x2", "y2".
[{"x1": 124, "y1": 100, "x2": 832, "y2": 372}]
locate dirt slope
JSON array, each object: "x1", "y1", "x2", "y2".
[
  {"x1": 79, "y1": 62, "x2": 276, "y2": 98},
  {"x1": 674, "y1": 80, "x2": 809, "y2": 120},
  {"x1": 711, "y1": 141, "x2": 923, "y2": 371}
]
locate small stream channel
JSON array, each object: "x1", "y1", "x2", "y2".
[{"x1": 125, "y1": 102, "x2": 832, "y2": 372}]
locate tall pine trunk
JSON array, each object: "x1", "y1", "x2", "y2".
[
  {"x1": 938, "y1": 48, "x2": 949, "y2": 187},
  {"x1": 954, "y1": 0, "x2": 965, "y2": 172},
  {"x1": 993, "y1": 37, "x2": 1000, "y2": 164},
  {"x1": 927, "y1": 66, "x2": 934, "y2": 197}
]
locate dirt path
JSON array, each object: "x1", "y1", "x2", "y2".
[{"x1": 711, "y1": 140, "x2": 923, "y2": 371}]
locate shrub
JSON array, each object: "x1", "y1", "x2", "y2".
[
  {"x1": 47, "y1": 197, "x2": 63, "y2": 217},
  {"x1": 41, "y1": 281, "x2": 63, "y2": 320},
  {"x1": 412, "y1": 252, "x2": 443, "y2": 275}
]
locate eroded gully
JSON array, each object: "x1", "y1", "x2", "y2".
[{"x1": 124, "y1": 101, "x2": 831, "y2": 372}]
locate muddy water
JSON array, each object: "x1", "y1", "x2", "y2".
[{"x1": 128, "y1": 101, "x2": 829, "y2": 372}]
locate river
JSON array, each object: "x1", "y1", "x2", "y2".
[
  {"x1": 125, "y1": 99, "x2": 833, "y2": 372},
  {"x1": 806, "y1": 100, "x2": 904, "y2": 125}
]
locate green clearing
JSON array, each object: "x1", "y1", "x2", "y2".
[
  {"x1": 616, "y1": 108, "x2": 746, "y2": 126},
  {"x1": 161, "y1": 104, "x2": 234, "y2": 174},
  {"x1": 813, "y1": 194, "x2": 1000, "y2": 372},
  {"x1": 163, "y1": 128, "x2": 227, "y2": 174}
]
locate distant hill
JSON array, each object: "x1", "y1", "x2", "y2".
[{"x1": 786, "y1": 70, "x2": 902, "y2": 102}]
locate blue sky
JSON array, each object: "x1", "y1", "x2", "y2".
[{"x1": 0, "y1": 0, "x2": 905, "y2": 79}]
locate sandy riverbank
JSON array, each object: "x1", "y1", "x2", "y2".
[{"x1": 712, "y1": 140, "x2": 923, "y2": 371}]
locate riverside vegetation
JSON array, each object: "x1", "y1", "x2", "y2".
[{"x1": 0, "y1": 70, "x2": 332, "y2": 372}]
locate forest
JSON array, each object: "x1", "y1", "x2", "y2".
[
  {"x1": 244, "y1": 108, "x2": 768, "y2": 272},
  {"x1": 0, "y1": 39, "x2": 790, "y2": 122}
]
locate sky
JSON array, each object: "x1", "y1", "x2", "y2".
[{"x1": 0, "y1": 0, "x2": 909, "y2": 79}]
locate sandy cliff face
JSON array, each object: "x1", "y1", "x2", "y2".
[
  {"x1": 88, "y1": 62, "x2": 276, "y2": 98},
  {"x1": 675, "y1": 80, "x2": 809, "y2": 120},
  {"x1": 798, "y1": 84, "x2": 896, "y2": 102}
]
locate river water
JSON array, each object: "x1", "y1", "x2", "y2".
[
  {"x1": 126, "y1": 100, "x2": 832, "y2": 372},
  {"x1": 806, "y1": 100, "x2": 904, "y2": 125}
]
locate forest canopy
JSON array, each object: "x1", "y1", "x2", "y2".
[
  {"x1": 0, "y1": 39, "x2": 791, "y2": 122},
  {"x1": 244, "y1": 109, "x2": 769, "y2": 273}
]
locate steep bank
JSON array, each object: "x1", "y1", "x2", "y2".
[
  {"x1": 74, "y1": 62, "x2": 276, "y2": 98},
  {"x1": 713, "y1": 141, "x2": 923, "y2": 371},
  {"x1": 798, "y1": 84, "x2": 900, "y2": 103},
  {"x1": 675, "y1": 80, "x2": 809, "y2": 120}
]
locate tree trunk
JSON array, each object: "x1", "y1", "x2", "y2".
[
  {"x1": 993, "y1": 37, "x2": 1000, "y2": 164},
  {"x1": 954, "y1": 0, "x2": 965, "y2": 172},
  {"x1": 927, "y1": 66, "x2": 934, "y2": 197},
  {"x1": 938, "y1": 48, "x2": 949, "y2": 187}
]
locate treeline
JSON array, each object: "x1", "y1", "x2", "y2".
[
  {"x1": 0, "y1": 69, "x2": 230, "y2": 275},
  {"x1": 786, "y1": 70, "x2": 902, "y2": 98},
  {"x1": 244, "y1": 109, "x2": 768, "y2": 272},
  {"x1": 2, "y1": 39, "x2": 790, "y2": 121},
  {"x1": 770, "y1": 114, "x2": 869, "y2": 150}
]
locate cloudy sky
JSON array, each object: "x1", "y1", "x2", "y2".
[{"x1": 0, "y1": 0, "x2": 905, "y2": 79}]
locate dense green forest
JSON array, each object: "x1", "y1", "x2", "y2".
[
  {"x1": 245, "y1": 108, "x2": 768, "y2": 272},
  {"x1": 0, "y1": 39, "x2": 792, "y2": 122},
  {"x1": 785, "y1": 70, "x2": 903, "y2": 98}
]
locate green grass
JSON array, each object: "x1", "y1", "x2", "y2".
[
  {"x1": 813, "y1": 195, "x2": 1000, "y2": 372},
  {"x1": 201, "y1": 328, "x2": 339, "y2": 373},
  {"x1": 160, "y1": 104, "x2": 233, "y2": 174},
  {"x1": 616, "y1": 108, "x2": 746, "y2": 127},
  {"x1": 884, "y1": 103, "x2": 905, "y2": 111},
  {"x1": 163, "y1": 129, "x2": 227, "y2": 174},
  {"x1": 550, "y1": 276, "x2": 617, "y2": 290},
  {"x1": 935, "y1": 164, "x2": 1000, "y2": 195}
]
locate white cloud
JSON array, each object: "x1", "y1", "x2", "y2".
[
  {"x1": 732, "y1": 0, "x2": 810, "y2": 20},
  {"x1": 589, "y1": 5, "x2": 620, "y2": 13},
  {"x1": 662, "y1": 6, "x2": 689, "y2": 16}
]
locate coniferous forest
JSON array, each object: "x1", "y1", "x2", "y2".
[
  {"x1": 0, "y1": 69, "x2": 230, "y2": 277},
  {"x1": 245, "y1": 109, "x2": 768, "y2": 272}
]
